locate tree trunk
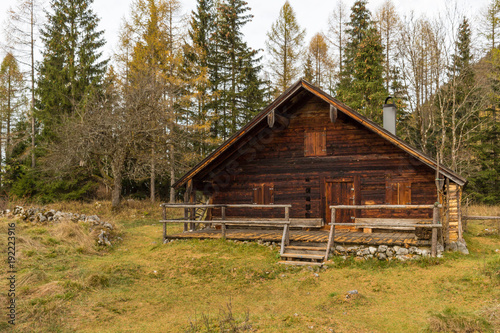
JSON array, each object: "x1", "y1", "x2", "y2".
[
  {"x1": 111, "y1": 170, "x2": 122, "y2": 209},
  {"x1": 150, "y1": 157, "x2": 156, "y2": 202},
  {"x1": 169, "y1": 143, "x2": 175, "y2": 203}
]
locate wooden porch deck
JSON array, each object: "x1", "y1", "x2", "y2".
[{"x1": 166, "y1": 228, "x2": 431, "y2": 246}]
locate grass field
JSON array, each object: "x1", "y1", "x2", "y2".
[{"x1": 1, "y1": 200, "x2": 499, "y2": 332}]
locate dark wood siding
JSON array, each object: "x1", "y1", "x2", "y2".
[{"x1": 199, "y1": 95, "x2": 436, "y2": 223}]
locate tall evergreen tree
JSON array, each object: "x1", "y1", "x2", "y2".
[
  {"x1": 209, "y1": 0, "x2": 265, "y2": 139},
  {"x1": 336, "y1": 0, "x2": 386, "y2": 123},
  {"x1": 36, "y1": 0, "x2": 107, "y2": 138}
]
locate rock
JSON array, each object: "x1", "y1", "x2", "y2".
[
  {"x1": 393, "y1": 246, "x2": 401, "y2": 252},
  {"x1": 103, "y1": 222, "x2": 114, "y2": 230},
  {"x1": 409, "y1": 246, "x2": 419, "y2": 254},
  {"x1": 335, "y1": 245, "x2": 346, "y2": 253},
  {"x1": 396, "y1": 248, "x2": 409, "y2": 256},
  {"x1": 437, "y1": 244, "x2": 444, "y2": 253},
  {"x1": 396, "y1": 255, "x2": 409, "y2": 261},
  {"x1": 86, "y1": 215, "x2": 100, "y2": 222},
  {"x1": 456, "y1": 240, "x2": 469, "y2": 255},
  {"x1": 347, "y1": 246, "x2": 359, "y2": 253},
  {"x1": 366, "y1": 254, "x2": 374, "y2": 259},
  {"x1": 37, "y1": 213, "x2": 47, "y2": 223},
  {"x1": 378, "y1": 253, "x2": 387, "y2": 260},
  {"x1": 98, "y1": 230, "x2": 112, "y2": 246},
  {"x1": 446, "y1": 242, "x2": 458, "y2": 252},
  {"x1": 386, "y1": 248, "x2": 395, "y2": 257},
  {"x1": 368, "y1": 246, "x2": 377, "y2": 254},
  {"x1": 377, "y1": 245, "x2": 388, "y2": 253},
  {"x1": 347, "y1": 290, "x2": 358, "y2": 295},
  {"x1": 421, "y1": 249, "x2": 430, "y2": 257},
  {"x1": 356, "y1": 248, "x2": 370, "y2": 256}
]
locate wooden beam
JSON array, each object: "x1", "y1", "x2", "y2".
[
  {"x1": 330, "y1": 204, "x2": 439, "y2": 209},
  {"x1": 268, "y1": 109, "x2": 289, "y2": 129},
  {"x1": 330, "y1": 104, "x2": 337, "y2": 123},
  {"x1": 267, "y1": 109, "x2": 275, "y2": 127}
]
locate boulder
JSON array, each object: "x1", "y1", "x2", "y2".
[
  {"x1": 377, "y1": 245, "x2": 388, "y2": 253},
  {"x1": 396, "y1": 248, "x2": 409, "y2": 256}
]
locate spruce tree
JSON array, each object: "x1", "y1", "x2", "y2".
[
  {"x1": 336, "y1": 0, "x2": 386, "y2": 123},
  {"x1": 210, "y1": 0, "x2": 265, "y2": 138},
  {"x1": 36, "y1": 0, "x2": 107, "y2": 138}
]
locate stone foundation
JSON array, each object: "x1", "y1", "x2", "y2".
[{"x1": 331, "y1": 244, "x2": 443, "y2": 261}]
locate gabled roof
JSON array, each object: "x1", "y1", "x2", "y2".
[{"x1": 174, "y1": 79, "x2": 467, "y2": 188}]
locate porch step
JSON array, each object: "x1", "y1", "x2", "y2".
[
  {"x1": 278, "y1": 260, "x2": 323, "y2": 266},
  {"x1": 281, "y1": 253, "x2": 325, "y2": 260},
  {"x1": 286, "y1": 245, "x2": 327, "y2": 251}
]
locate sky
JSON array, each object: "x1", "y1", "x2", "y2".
[{"x1": 0, "y1": 0, "x2": 493, "y2": 65}]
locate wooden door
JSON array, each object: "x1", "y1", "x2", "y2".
[{"x1": 325, "y1": 180, "x2": 355, "y2": 226}]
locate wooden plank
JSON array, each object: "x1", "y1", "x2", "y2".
[
  {"x1": 355, "y1": 218, "x2": 431, "y2": 224},
  {"x1": 330, "y1": 204, "x2": 437, "y2": 209},
  {"x1": 331, "y1": 223, "x2": 442, "y2": 228}
]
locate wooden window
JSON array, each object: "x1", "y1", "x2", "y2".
[
  {"x1": 304, "y1": 130, "x2": 327, "y2": 156},
  {"x1": 252, "y1": 184, "x2": 274, "y2": 204},
  {"x1": 385, "y1": 182, "x2": 411, "y2": 205}
]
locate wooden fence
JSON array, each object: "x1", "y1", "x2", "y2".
[
  {"x1": 159, "y1": 203, "x2": 292, "y2": 255},
  {"x1": 326, "y1": 204, "x2": 443, "y2": 260}
]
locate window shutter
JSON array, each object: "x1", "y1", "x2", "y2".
[
  {"x1": 305, "y1": 131, "x2": 327, "y2": 156},
  {"x1": 265, "y1": 185, "x2": 275, "y2": 204},
  {"x1": 304, "y1": 132, "x2": 313, "y2": 156},
  {"x1": 400, "y1": 182, "x2": 411, "y2": 205},
  {"x1": 252, "y1": 187, "x2": 259, "y2": 204}
]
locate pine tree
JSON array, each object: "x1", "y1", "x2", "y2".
[
  {"x1": 36, "y1": 0, "x2": 107, "y2": 138},
  {"x1": 337, "y1": 0, "x2": 386, "y2": 123},
  {"x1": 265, "y1": 1, "x2": 305, "y2": 93},
  {"x1": 209, "y1": 0, "x2": 265, "y2": 139}
]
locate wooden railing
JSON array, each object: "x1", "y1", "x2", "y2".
[
  {"x1": 326, "y1": 204, "x2": 443, "y2": 261},
  {"x1": 160, "y1": 203, "x2": 292, "y2": 255}
]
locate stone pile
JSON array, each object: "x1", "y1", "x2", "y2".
[
  {"x1": 1, "y1": 206, "x2": 116, "y2": 246},
  {"x1": 333, "y1": 244, "x2": 442, "y2": 261}
]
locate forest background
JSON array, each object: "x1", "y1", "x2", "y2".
[{"x1": 0, "y1": 0, "x2": 499, "y2": 208}]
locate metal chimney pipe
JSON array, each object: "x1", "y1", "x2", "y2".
[{"x1": 383, "y1": 97, "x2": 397, "y2": 136}]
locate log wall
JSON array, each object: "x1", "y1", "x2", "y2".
[{"x1": 195, "y1": 95, "x2": 460, "y2": 240}]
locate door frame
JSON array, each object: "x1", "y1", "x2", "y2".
[{"x1": 320, "y1": 176, "x2": 361, "y2": 227}]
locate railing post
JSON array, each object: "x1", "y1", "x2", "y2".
[
  {"x1": 190, "y1": 206, "x2": 195, "y2": 231},
  {"x1": 325, "y1": 207, "x2": 336, "y2": 261},
  {"x1": 221, "y1": 206, "x2": 226, "y2": 240},
  {"x1": 183, "y1": 206, "x2": 188, "y2": 232},
  {"x1": 285, "y1": 206, "x2": 290, "y2": 246},
  {"x1": 431, "y1": 205, "x2": 439, "y2": 257},
  {"x1": 162, "y1": 204, "x2": 167, "y2": 242}
]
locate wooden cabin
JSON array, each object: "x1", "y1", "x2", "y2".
[{"x1": 172, "y1": 80, "x2": 466, "y2": 246}]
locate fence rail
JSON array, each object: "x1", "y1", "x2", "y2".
[
  {"x1": 160, "y1": 203, "x2": 292, "y2": 255},
  {"x1": 326, "y1": 204, "x2": 442, "y2": 261}
]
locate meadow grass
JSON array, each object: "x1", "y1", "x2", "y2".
[{"x1": 0, "y1": 201, "x2": 499, "y2": 332}]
